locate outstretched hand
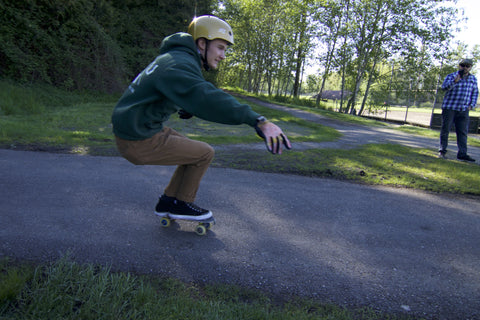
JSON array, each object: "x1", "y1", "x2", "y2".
[{"x1": 255, "y1": 121, "x2": 292, "y2": 154}]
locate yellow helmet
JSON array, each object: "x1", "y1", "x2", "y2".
[{"x1": 188, "y1": 15, "x2": 234, "y2": 45}]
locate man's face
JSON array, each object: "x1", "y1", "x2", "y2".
[
  {"x1": 459, "y1": 62, "x2": 472, "y2": 75},
  {"x1": 199, "y1": 39, "x2": 229, "y2": 70}
]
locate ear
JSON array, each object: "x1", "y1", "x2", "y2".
[{"x1": 196, "y1": 38, "x2": 207, "y2": 51}]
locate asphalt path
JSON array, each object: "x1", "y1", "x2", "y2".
[
  {"x1": 237, "y1": 95, "x2": 480, "y2": 158},
  {"x1": 1, "y1": 102, "x2": 480, "y2": 319}
]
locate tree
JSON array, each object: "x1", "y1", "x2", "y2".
[
  {"x1": 320, "y1": 0, "x2": 459, "y2": 114},
  {"x1": 0, "y1": 0, "x2": 214, "y2": 92},
  {"x1": 314, "y1": 0, "x2": 349, "y2": 107},
  {"x1": 290, "y1": 0, "x2": 317, "y2": 97},
  {"x1": 218, "y1": 0, "x2": 317, "y2": 97}
]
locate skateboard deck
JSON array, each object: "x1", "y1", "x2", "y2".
[{"x1": 159, "y1": 216, "x2": 215, "y2": 236}]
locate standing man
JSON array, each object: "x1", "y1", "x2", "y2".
[
  {"x1": 112, "y1": 15, "x2": 291, "y2": 221},
  {"x1": 438, "y1": 58, "x2": 478, "y2": 162}
]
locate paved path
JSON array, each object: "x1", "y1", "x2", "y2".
[
  {"x1": 1, "y1": 101, "x2": 480, "y2": 320},
  {"x1": 237, "y1": 95, "x2": 480, "y2": 161}
]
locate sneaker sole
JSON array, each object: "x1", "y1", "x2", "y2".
[
  {"x1": 154, "y1": 211, "x2": 169, "y2": 217},
  {"x1": 168, "y1": 211, "x2": 213, "y2": 221}
]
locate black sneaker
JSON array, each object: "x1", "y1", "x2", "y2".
[
  {"x1": 438, "y1": 151, "x2": 446, "y2": 159},
  {"x1": 457, "y1": 154, "x2": 476, "y2": 162},
  {"x1": 154, "y1": 194, "x2": 176, "y2": 217},
  {"x1": 169, "y1": 200, "x2": 212, "y2": 221}
]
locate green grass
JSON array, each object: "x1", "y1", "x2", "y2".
[
  {"x1": 0, "y1": 256, "x2": 416, "y2": 320},
  {"x1": 213, "y1": 144, "x2": 479, "y2": 195},
  {"x1": 1, "y1": 81, "x2": 479, "y2": 195},
  {"x1": 164, "y1": 97, "x2": 340, "y2": 145},
  {"x1": 396, "y1": 124, "x2": 480, "y2": 148},
  {"x1": 0, "y1": 102, "x2": 113, "y2": 148},
  {"x1": 0, "y1": 81, "x2": 338, "y2": 154},
  {"x1": 0, "y1": 80, "x2": 118, "y2": 154}
]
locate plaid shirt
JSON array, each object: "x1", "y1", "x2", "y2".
[{"x1": 441, "y1": 71, "x2": 478, "y2": 111}]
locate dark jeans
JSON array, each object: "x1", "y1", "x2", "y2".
[{"x1": 439, "y1": 108, "x2": 469, "y2": 157}]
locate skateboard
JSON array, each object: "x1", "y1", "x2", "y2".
[{"x1": 160, "y1": 216, "x2": 215, "y2": 236}]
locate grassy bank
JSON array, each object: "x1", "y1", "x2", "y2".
[
  {"x1": 213, "y1": 144, "x2": 479, "y2": 195},
  {"x1": 0, "y1": 80, "x2": 338, "y2": 155},
  {"x1": 0, "y1": 256, "x2": 416, "y2": 320}
]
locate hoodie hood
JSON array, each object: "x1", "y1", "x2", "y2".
[
  {"x1": 112, "y1": 32, "x2": 260, "y2": 140},
  {"x1": 159, "y1": 32, "x2": 200, "y2": 60}
]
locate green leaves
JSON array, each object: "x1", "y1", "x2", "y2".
[
  {"x1": 0, "y1": 0, "x2": 214, "y2": 92},
  {"x1": 218, "y1": 0, "x2": 318, "y2": 97}
]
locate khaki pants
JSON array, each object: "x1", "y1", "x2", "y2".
[{"x1": 115, "y1": 127, "x2": 214, "y2": 203}]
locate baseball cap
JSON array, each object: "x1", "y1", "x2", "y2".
[{"x1": 459, "y1": 58, "x2": 473, "y2": 66}]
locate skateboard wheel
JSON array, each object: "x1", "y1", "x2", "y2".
[
  {"x1": 195, "y1": 225, "x2": 207, "y2": 236},
  {"x1": 202, "y1": 222, "x2": 212, "y2": 230},
  {"x1": 160, "y1": 217, "x2": 171, "y2": 228}
]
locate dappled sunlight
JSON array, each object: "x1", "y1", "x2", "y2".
[
  {"x1": 214, "y1": 183, "x2": 478, "y2": 310},
  {"x1": 391, "y1": 161, "x2": 453, "y2": 182},
  {"x1": 449, "y1": 254, "x2": 480, "y2": 285},
  {"x1": 365, "y1": 184, "x2": 480, "y2": 216},
  {"x1": 70, "y1": 146, "x2": 90, "y2": 155},
  {"x1": 212, "y1": 184, "x2": 388, "y2": 281},
  {"x1": 71, "y1": 130, "x2": 91, "y2": 138},
  {"x1": 202, "y1": 171, "x2": 480, "y2": 318},
  {"x1": 320, "y1": 144, "x2": 479, "y2": 194}
]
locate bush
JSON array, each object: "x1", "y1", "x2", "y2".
[
  {"x1": 0, "y1": 0, "x2": 214, "y2": 93},
  {"x1": 0, "y1": 80, "x2": 116, "y2": 115}
]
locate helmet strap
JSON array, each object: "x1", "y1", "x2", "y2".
[{"x1": 202, "y1": 39, "x2": 210, "y2": 71}]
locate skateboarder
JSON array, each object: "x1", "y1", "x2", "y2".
[
  {"x1": 438, "y1": 58, "x2": 478, "y2": 162},
  {"x1": 112, "y1": 15, "x2": 291, "y2": 221}
]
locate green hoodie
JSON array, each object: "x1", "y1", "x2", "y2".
[{"x1": 112, "y1": 32, "x2": 260, "y2": 140}]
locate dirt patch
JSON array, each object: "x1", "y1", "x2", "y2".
[{"x1": 1, "y1": 143, "x2": 119, "y2": 157}]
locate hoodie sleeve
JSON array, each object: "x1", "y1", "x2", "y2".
[{"x1": 154, "y1": 51, "x2": 260, "y2": 127}]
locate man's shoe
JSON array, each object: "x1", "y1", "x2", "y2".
[
  {"x1": 438, "y1": 151, "x2": 446, "y2": 159},
  {"x1": 457, "y1": 154, "x2": 476, "y2": 162},
  {"x1": 169, "y1": 200, "x2": 212, "y2": 221},
  {"x1": 154, "y1": 194, "x2": 176, "y2": 217}
]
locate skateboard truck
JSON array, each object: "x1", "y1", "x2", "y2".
[{"x1": 160, "y1": 216, "x2": 215, "y2": 236}]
